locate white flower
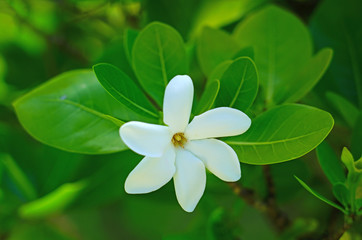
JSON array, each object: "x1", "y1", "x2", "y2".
[{"x1": 120, "y1": 75, "x2": 251, "y2": 212}]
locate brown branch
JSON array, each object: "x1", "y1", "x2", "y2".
[{"x1": 228, "y1": 182, "x2": 291, "y2": 232}]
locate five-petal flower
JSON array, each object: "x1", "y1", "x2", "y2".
[{"x1": 120, "y1": 75, "x2": 251, "y2": 212}]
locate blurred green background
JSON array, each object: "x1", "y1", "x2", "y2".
[{"x1": 0, "y1": 0, "x2": 361, "y2": 239}]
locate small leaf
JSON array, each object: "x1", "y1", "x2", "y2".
[
  {"x1": 215, "y1": 57, "x2": 258, "y2": 111},
  {"x1": 123, "y1": 28, "x2": 139, "y2": 64},
  {"x1": 1, "y1": 154, "x2": 37, "y2": 201},
  {"x1": 295, "y1": 176, "x2": 347, "y2": 214},
  {"x1": 341, "y1": 148, "x2": 356, "y2": 173},
  {"x1": 195, "y1": 80, "x2": 220, "y2": 115},
  {"x1": 224, "y1": 104, "x2": 334, "y2": 164},
  {"x1": 13, "y1": 70, "x2": 130, "y2": 154},
  {"x1": 132, "y1": 22, "x2": 188, "y2": 106},
  {"x1": 326, "y1": 92, "x2": 359, "y2": 128},
  {"x1": 19, "y1": 181, "x2": 86, "y2": 219},
  {"x1": 93, "y1": 63, "x2": 158, "y2": 119},
  {"x1": 333, "y1": 183, "x2": 350, "y2": 208},
  {"x1": 197, "y1": 27, "x2": 239, "y2": 76},
  {"x1": 316, "y1": 141, "x2": 346, "y2": 185}
]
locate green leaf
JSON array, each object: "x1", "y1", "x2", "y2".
[
  {"x1": 234, "y1": 5, "x2": 328, "y2": 107},
  {"x1": 333, "y1": 183, "x2": 350, "y2": 208},
  {"x1": 215, "y1": 57, "x2": 258, "y2": 111},
  {"x1": 233, "y1": 46, "x2": 254, "y2": 60},
  {"x1": 280, "y1": 48, "x2": 333, "y2": 104},
  {"x1": 195, "y1": 80, "x2": 220, "y2": 115},
  {"x1": 310, "y1": 0, "x2": 362, "y2": 108},
  {"x1": 19, "y1": 181, "x2": 86, "y2": 219},
  {"x1": 1, "y1": 154, "x2": 37, "y2": 201},
  {"x1": 132, "y1": 22, "x2": 188, "y2": 106},
  {"x1": 8, "y1": 223, "x2": 74, "y2": 240},
  {"x1": 208, "y1": 60, "x2": 232, "y2": 82},
  {"x1": 123, "y1": 28, "x2": 139, "y2": 64},
  {"x1": 93, "y1": 63, "x2": 158, "y2": 119},
  {"x1": 224, "y1": 104, "x2": 334, "y2": 164},
  {"x1": 197, "y1": 27, "x2": 239, "y2": 76},
  {"x1": 13, "y1": 70, "x2": 130, "y2": 154},
  {"x1": 316, "y1": 141, "x2": 346, "y2": 185},
  {"x1": 190, "y1": 0, "x2": 268, "y2": 37},
  {"x1": 295, "y1": 176, "x2": 347, "y2": 214},
  {"x1": 341, "y1": 148, "x2": 356, "y2": 173},
  {"x1": 326, "y1": 92, "x2": 359, "y2": 128}
]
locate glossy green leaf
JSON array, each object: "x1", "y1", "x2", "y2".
[
  {"x1": 234, "y1": 6, "x2": 330, "y2": 107},
  {"x1": 280, "y1": 48, "x2": 333, "y2": 104},
  {"x1": 19, "y1": 181, "x2": 86, "y2": 219},
  {"x1": 310, "y1": 0, "x2": 362, "y2": 107},
  {"x1": 215, "y1": 57, "x2": 258, "y2": 111},
  {"x1": 295, "y1": 176, "x2": 347, "y2": 214},
  {"x1": 1, "y1": 154, "x2": 36, "y2": 201},
  {"x1": 341, "y1": 148, "x2": 356, "y2": 173},
  {"x1": 208, "y1": 60, "x2": 232, "y2": 82},
  {"x1": 316, "y1": 141, "x2": 346, "y2": 185},
  {"x1": 123, "y1": 28, "x2": 139, "y2": 64},
  {"x1": 333, "y1": 183, "x2": 350, "y2": 208},
  {"x1": 93, "y1": 63, "x2": 158, "y2": 120},
  {"x1": 197, "y1": 27, "x2": 239, "y2": 76},
  {"x1": 233, "y1": 46, "x2": 254, "y2": 60},
  {"x1": 132, "y1": 22, "x2": 188, "y2": 106},
  {"x1": 224, "y1": 104, "x2": 334, "y2": 164},
  {"x1": 13, "y1": 70, "x2": 130, "y2": 154},
  {"x1": 195, "y1": 80, "x2": 220, "y2": 115},
  {"x1": 326, "y1": 92, "x2": 359, "y2": 128}
]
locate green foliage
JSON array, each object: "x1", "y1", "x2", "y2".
[
  {"x1": 197, "y1": 27, "x2": 239, "y2": 77},
  {"x1": 316, "y1": 141, "x2": 346, "y2": 185},
  {"x1": 93, "y1": 63, "x2": 158, "y2": 120},
  {"x1": 132, "y1": 22, "x2": 188, "y2": 106},
  {"x1": 2, "y1": 0, "x2": 359, "y2": 239},
  {"x1": 215, "y1": 57, "x2": 258, "y2": 111},
  {"x1": 224, "y1": 104, "x2": 334, "y2": 164},
  {"x1": 310, "y1": 0, "x2": 362, "y2": 107},
  {"x1": 234, "y1": 5, "x2": 332, "y2": 108},
  {"x1": 13, "y1": 70, "x2": 128, "y2": 154},
  {"x1": 19, "y1": 181, "x2": 86, "y2": 219}
]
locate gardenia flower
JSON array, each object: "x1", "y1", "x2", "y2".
[{"x1": 120, "y1": 75, "x2": 251, "y2": 212}]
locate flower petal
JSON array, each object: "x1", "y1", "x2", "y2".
[
  {"x1": 125, "y1": 146, "x2": 176, "y2": 194},
  {"x1": 185, "y1": 107, "x2": 251, "y2": 140},
  {"x1": 163, "y1": 75, "x2": 194, "y2": 133},
  {"x1": 186, "y1": 139, "x2": 241, "y2": 181},
  {"x1": 173, "y1": 149, "x2": 206, "y2": 212},
  {"x1": 120, "y1": 121, "x2": 171, "y2": 157}
]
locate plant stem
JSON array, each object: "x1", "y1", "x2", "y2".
[{"x1": 227, "y1": 182, "x2": 291, "y2": 232}]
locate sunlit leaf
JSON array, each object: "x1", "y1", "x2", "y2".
[
  {"x1": 215, "y1": 57, "x2": 258, "y2": 111},
  {"x1": 13, "y1": 70, "x2": 130, "y2": 154},
  {"x1": 93, "y1": 63, "x2": 159, "y2": 120},
  {"x1": 197, "y1": 27, "x2": 239, "y2": 76},
  {"x1": 195, "y1": 80, "x2": 220, "y2": 115},
  {"x1": 224, "y1": 104, "x2": 334, "y2": 164},
  {"x1": 132, "y1": 22, "x2": 188, "y2": 106},
  {"x1": 19, "y1": 181, "x2": 86, "y2": 219}
]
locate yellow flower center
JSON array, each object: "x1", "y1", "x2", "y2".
[{"x1": 171, "y1": 132, "x2": 187, "y2": 148}]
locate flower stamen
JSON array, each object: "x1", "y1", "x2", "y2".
[{"x1": 172, "y1": 132, "x2": 187, "y2": 148}]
